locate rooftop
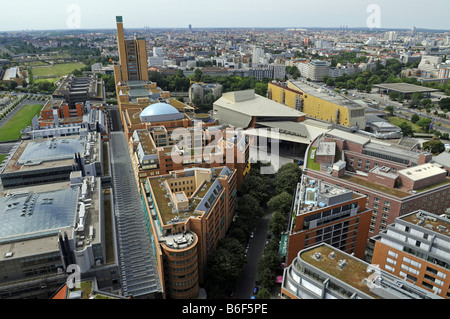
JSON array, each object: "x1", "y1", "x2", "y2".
[
  {"x1": 290, "y1": 80, "x2": 366, "y2": 109},
  {"x1": 401, "y1": 210, "x2": 450, "y2": 238},
  {"x1": 215, "y1": 89, "x2": 306, "y2": 118},
  {"x1": 373, "y1": 83, "x2": 439, "y2": 94},
  {"x1": 147, "y1": 167, "x2": 232, "y2": 225},
  {"x1": 298, "y1": 243, "x2": 441, "y2": 299},
  {"x1": 398, "y1": 163, "x2": 447, "y2": 182}
]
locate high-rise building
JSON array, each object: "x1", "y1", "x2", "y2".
[
  {"x1": 371, "y1": 210, "x2": 450, "y2": 299},
  {"x1": 114, "y1": 16, "x2": 149, "y2": 84}
]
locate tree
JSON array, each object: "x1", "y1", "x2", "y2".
[
  {"x1": 365, "y1": 84, "x2": 372, "y2": 93},
  {"x1": 411, "y1": 114, "x2": 420, "y2": 124},
  {"x1": 356, "y1": 83, "x2": 366, "y2": 92},
  {"x1": 255, "y1": 287, "x2": 271, "y2": 299},
  {"x1": 193, "y1": 68, "x2": 203, "y2": 82},
  {"x1": 438, "y1": 97, "x2": 450, "y2": 111},
  {"x1": 273, "y1": 163, "x2": 302, "y2": 195},
  {"x1": 241, "y1": 175, "x2": 271, "y2": 205},
  {"x1": 267, "y1": 192, "x2": 293, "y2": 216},
  {"x1": 385, "y1": 105, "x2": 394, "y2": 116},
  {"x1": 389, "y1": 91, "x2": 400, "y2": 101},
  {"x1": 399, "y1": 122, "x2": 414, "y2": 137},
  {"x1": 422, "y1": 139, "x2": 445, "y2": 154},
  {"x1": 206, "y1": 237, "x2": 247, "y2": 298},
  {"x1": 417, "y1": 117, "x2": 432, "y2": 132},
  {"x1": 269, "y1": 211, "x2": 287, "y2": 238}
]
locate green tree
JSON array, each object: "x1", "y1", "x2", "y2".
[
  {"x1": 438, "y1": 97, "x2": 450, "y2": 111},
  {"x1": 399, "y1": 122, "x2": 414, "y2": 137},
  {"x1": 385, "y1": 105, "x2": 395, "y2": 116},
  {"x1": 411, "y1": 114, "x2": 420, "y2": 123},
  {"x1": 417, "y1": 117, "x2": 432, "y2": 132},
  {"x1": 269, "y1": 211, "x2": 287, "y2": 238},
  {"x1": 255, "y1": 287, "x2": 271, "y2": 299},
  {"x1": 422, "y1": 139, "x2": 445, "y2": 154},
  {"x1": 267, "y1": 192, "x2": 292, "y2": 215}
]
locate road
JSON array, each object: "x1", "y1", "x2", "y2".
[
  {"x1": 233, "y1": 205, "x2": 273, "y2": 299},
  {"x1": 347, "y1": 89, "x2": 450, "y2": 134}
]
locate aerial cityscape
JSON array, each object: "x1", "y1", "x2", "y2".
[{"x1": 0, "y1": 1, "x2": 449, "y2": 308}]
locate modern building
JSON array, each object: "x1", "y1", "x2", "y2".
[
  {"x1": 52, "y1": 74, "x2": 105, "y2": 107},
  {"x1": 140, "y1": 166, "x2": 238, "y2": 298},
  {"x1": 297, "y1": 60, "x2": 329, "y2": 82},
  {"x1": 371, "y1": 210, "x2": 450, "y2": 299},
  {"x1": 0, "y1": 175, "x2": 118, "y2": 299},
  {"x1": 281, "y1": 243, "x2": 443, "y2": 299},
  {"x1": 0, "y1": 133, "x2": 103, "y2": 188},
  {"x1": 286, "y1": 174, "x2": 372, "y2": 265},
  {"x1": 267, "y1": 81, "x2": 304, "y2": 111},
  {"x1": 373, "y1": 83, "x2": 439, "y2": 99},
  {"x1": 288, "y1": 80, "x2": 366, "y2": 129},
  {"x1": 113, "y1": 16, "x2": 149, "y2": 84},
  {"x1": 303, "y1": 129, "x2": 450, "y2": 239}
]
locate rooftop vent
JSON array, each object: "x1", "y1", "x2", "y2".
[{"x1": 337, "y1": 259, "x2": 348, "y2": 270}]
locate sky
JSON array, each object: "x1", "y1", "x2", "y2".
[{"x1": 1, "y1": 0, "x2": 449, "y2": 32}]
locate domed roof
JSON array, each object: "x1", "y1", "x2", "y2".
[{"x1": 140, "y1": 102, "x2": 179, "y2": 117}]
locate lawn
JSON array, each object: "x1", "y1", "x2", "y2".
[
  {"x1": 32, "y1": 62, "x2": 86, "y2": 79},
  {"x1": 0, "y1": 154, "x2": 6, "y2": 165},
  {"x1": 306, "y1": 147, "x2": 321, "y2": 171},
  {"x1": 0, "y1": 104, "x2": 43, "y2": 142},
  {"x1": 386, "y1": 116, "x2": 424, "y2": 133}
]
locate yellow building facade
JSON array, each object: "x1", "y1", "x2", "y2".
[{"x1": 287, "y1": 81, "x2": 366, "y2": 128}]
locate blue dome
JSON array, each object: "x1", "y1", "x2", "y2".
[{"x1": 140, "y1": 102, "x2": 179, "y2": 117}]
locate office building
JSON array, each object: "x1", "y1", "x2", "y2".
[
  {"x1": 0, "y1": 133, "x2": 103, "y2": 188},
  {"x1": 297, "y1": 60, "x2": 329, "y2": 82},
  {"x1": 113, "y1": 16, "x2": 149, "y2": 84},
  {"x1": 0, "y1": 175, "x2": 118, "y2": 299},
  {"x1": 371, "y1": 210, "x2": 450, "y2": 299},
  {"x1": 140, "y1": 166, "x2": 237, "y2": 298},
  {"x1": 52, "y1": 74, "x2": 105, "y2": 107},
  {"x1": 286, "y1": 175, "x2": 372, "y2": 265},
  {"x1": 303, "y1": 129, "x2": 450, "y2": 238},
  {"x1": 281, "y1": 243, "x2": 442, "y2": 299}
]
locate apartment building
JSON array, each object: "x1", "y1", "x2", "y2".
[
  {"x1": 281, "y1": 243, "x2": 442, "y2": 299},
  {"x1": 371, "y1": 210, "x2": 450, "y2": 299},
  {"x1": 287, "y1": 175, "x2": 372, "y2": 265}
]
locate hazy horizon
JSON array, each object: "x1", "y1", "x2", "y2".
[{"x1": 1, "y1": 0, "x2": 449, "y2": 32}]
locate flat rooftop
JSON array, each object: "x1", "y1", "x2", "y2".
[
  {"x1": 0, "y1": 176, "x2": 101, "y2": 261},
  {"x1": 0, "y1": 186, "x2": 78, "y2": 244},
  {"x1": 402, "y1": 210, "x2": 450, "y2": 238},
  {"x1": 397, "y1": 163, "x2": 447, "y2": 181},
  {"x1": 298, "y1": 244, "x2": 440, "y2": 299},
  {"x1": 290, "y1": 80, "x2": 365, "y2": 109},
  {"x1": 147, "y1": 167, "x2": 232, "y2": 225},
  {"x1": 300, "y1": 244, "x2": 379, "y2": 298},
  {"x1": 215, "y1": 89, "x2": 306, "y2": 118},
  {"x1": 373, "y1": 83, "x2": 439, "y2": 94}
]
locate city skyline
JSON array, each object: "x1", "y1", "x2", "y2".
[{"x1": 1, "y1": 0, "x2": 450, "y2": 32}]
